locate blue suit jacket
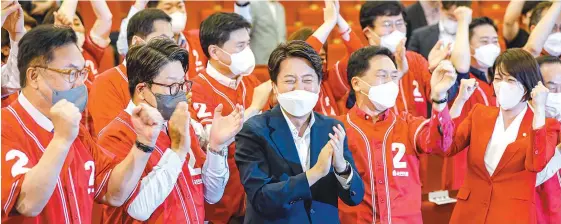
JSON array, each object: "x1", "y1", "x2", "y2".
[{"x1": 235, "y1": 106, "x2": 364, "y2": 224}]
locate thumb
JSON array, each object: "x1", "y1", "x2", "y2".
[
  {"x1": 3, "y1": 3, "x2": 19, "y2": 16},
  {"x1": 433, "y1": 40, "x2": 443, "y2": 50},
  {"x1": 132, "y1": 105, "x2": 143, "y2": 117},
  {"x1": 213, "y1": 104, "x2": 224, "y2": 118}
]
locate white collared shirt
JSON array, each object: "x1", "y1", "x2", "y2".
[
  {"x1": 124, "y1": 101, "x2": 229, "y2": 219},
  {"x1": 280, "y1": 108, "x2": 353, "y2": 189},
  {"x1": 206, "y1": 62, "x2": 243, "y2": 90},
  {"x1": 18, "y1": 93, "x2": 54, "y2": 132},
  {"x1": 536, "y1": 147, "x2": 561, "y2": 186},
  {"x1": 2, "y1": 40, "x2": 21, "y2": 93},
  {"x1": 484, "y1": 105, "x2": 528, "y2": 176}
]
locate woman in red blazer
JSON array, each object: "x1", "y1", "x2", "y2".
[{"x1": 435, "y1": 49, "x2": 560, "y2": 224}]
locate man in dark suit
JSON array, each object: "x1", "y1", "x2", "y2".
[
  {"x1": 235, "y1": 40, "x2": 364, "y2": 224},
  {"x1": 408, "y1": 1, "x2": 472, "y2": 59},
  {"x1": 405, "y1": 1, "x2": 441, "y2": 43}
]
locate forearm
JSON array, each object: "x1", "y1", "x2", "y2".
[
  {"x1": 450, "y1": 98, "x2": 468, "y2": 119},
  {"x1": 451, "y1": 20, "x2": 470, "y2": 73},
  {"x1": 1, "y1": 40, "x2": 21, "y2": 90},
  {"x1": 202, "y1": 149, "x2": 229, "y2": 204},
  {"x1": 126, "y1": 149, "x2": 185, "y2": 221},
  {"x1": 337, "y1": 15, "x2": 351, "y2": 42},
  {"x1": 524, "y1": 2, "x2": 561, "y2": 56},
  {"x1": 57, "y1": 0, "x2": 78, "y2": 22},
  {"x1": 103, "y1": 145, "x2": 151, "y2": 207},
  {"x1": 16, "y1": 138, "x2": 71, "y2": 216},
  {"x1": 503, "y1": 1, "x2": 524, "y2": 41},
  {"x1": 90, "y1": 0, "x2": 112, "y2": 45},
  {"x1": 313, "y1": 20, "x2": 336, "y2": 45},
  {"x1": 244, "y1": 106, "x2": 260, "y2": 122},
  {"x1": 536, "y1": 148, "x2": 561, "y2": 186}
]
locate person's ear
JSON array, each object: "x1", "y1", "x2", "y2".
[
  {"x1": 351, "y1": 77, "x2": 362, "y2": 93},
  {"x1": 208, "y1": 45, "x2": 221, "y2": 61},
  {"x1": 132, "y1": 35, "x2": 146, "y2": 46},
  {"x1": 135, "y1": 83, "x2": 147, "y2": 100},
  {"x1": 26, "y1": 67, "x2": 40, "y2": 89},
  {"x1": 1, "y1": 46, "x2": 10, "y2": 57}
]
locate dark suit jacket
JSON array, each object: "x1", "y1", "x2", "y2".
[
  {"x1": 235, "y1": 106, "x2": 365, "y2": 224},
  {"x1": 405, "y1": 2, "x2": 428, "y2": 44},
  {"x1": 408, "y1": 23, "x2": 440, "y2": 59}
]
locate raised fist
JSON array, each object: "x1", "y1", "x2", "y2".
[
  {"x1": 430, "y1": 60, "x2": 458, "y2": 100},
  {"x1": 131, "y1": 103, "x2": 164, "y2": 147},
  {"x1": 454, "y1": 6, "x2": 472, "y2": 23},
  {"x1": 531, "y1": 81, "x2": 550, "y2": 111},
  {"x1": 457, "y1": 78, "x2": 478, "y2": 102},
  {"x1": 50, "y1": 99, "x2": 82, "y2": 143}
]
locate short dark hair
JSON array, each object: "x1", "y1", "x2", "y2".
[
  {"x1": 359, "y1": 1, "x2": 405, "y2": 29},
  {"x1": 42, "y1": 8, "x2": 83, "y2": 26},
  {"x1": 147, "y1": 0, "x2": 160, "y2": 8},
  {"x1": 530, "y1": 2, "x2": 552, "y2": 27},
  {"x1": 199, "y1": 12, "x2": 251, "y2": 58},
  {"x1": 493, "y1": 48, "x2": 543, "y2": 101},
  {"x1": 523, "y1": 1, "x2": 542, "y2": 15},
  {"x1": 442, "y1": 1, "x2": 472, "y2": 10},
  {"x1": 18, "y1": 25, "x2": 77, "y2": 88},
  {"x1": 468, "y1": 17, "x2": 498, "y2": 40},
  {"x1": 127, "y1": 9, "x2": 171, "y2": 46},
  {"x1": 537, "y1": 55, "x2": 561, "y2": 66},
  {"x1": 288, "y1": 27, "x2": 328, "y2": 52},
  {"x1": 268, "y1": 40, "x2": 323, "y2": 84},
  {"x1": 126, "y1": 37, "x2": 189, "y2": 97},
  {"x1": 346, "y1": 46, "x2": 396, "y2": 108}
]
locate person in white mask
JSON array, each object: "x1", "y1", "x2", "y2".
[
  {"x1": 189, "y1": 12, "x2": 273, "y2": 224},
  {"x1": 336, "y1": 45, "x2": 457, "y2": 223},
  {"x1": 534, "y1": 55, "x2": 561, "y2": 224},
  {"x1": 235, "y1": 40, "x2": 365, "y2": 223},
  {"x1": 359, "y1": 1, "x2": 451, "y2": 118},
  {"x1": 524, "y1": 1, "x2": 561, "y2": 57},
  {"x1": 116, "y1": 0, "x2": 207, "y2": 78}
]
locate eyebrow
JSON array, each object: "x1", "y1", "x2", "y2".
[{"x1": 547, "y1": 80, "x2": 561, "y2": 85}]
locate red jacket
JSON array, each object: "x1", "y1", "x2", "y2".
[
  {"x1": 433, "y1": 104, "x2": 560, "y2": 224},
  {"x1": 336, "y1": 106, "x2": 451, "y2": 224}
]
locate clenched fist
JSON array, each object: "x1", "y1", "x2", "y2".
[
  {"x1": 169, "y1": 102, "x2": 191, "y2": 157},
  {"x1": 531, "y1": 81, "x2": 550, "y2": 111},
  {"x1": 454, "y1": 6, "x2": 472, "y2": 24},
  {"x1": 430, "y1": 60, "x2": 458, "y2": 100},
  {"x1": 50, "y1": 99, "x2": 82, "y2": 144},
  {"x1": 131, "y1": 103, "x2": 164, "y2": 148},
  {"x1": 428, "y1": 40, "x2": 451, "y2": 73},
  {"x1": 457, "y1": 78, "x2": 478, "y2": 102}
]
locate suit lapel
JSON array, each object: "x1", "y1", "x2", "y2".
[
  {"x1": 475, "y1": 106, "x2": 499, "y2": 179},
  {"x1": 309, "y1": 114, "x2": 329, "y2": 168},
  {"x1": 268, "y1": 106, "x2": 304, "y2": 175},
  {"x1": 493, "y1": 107, "x2": 533, "y2": 176}
]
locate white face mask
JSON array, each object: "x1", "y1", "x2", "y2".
[
  {"x1": 218, "y1": 46, "x2": 256, "y2": 76},
  {"x1": 494, "y1": 81, "x2": 525, "y2": 110},
  {"x1": 441, "y1": 18, "x2": 458, "y2": 35},
  {"x1": 544, "y1": 32, "x2": 561, "y2": 57},
  {"x1": 277, "y1": 89, "x2": 319, "y2": 117},
  {"x1": 75, "y1": 31, "x2": 85, "y2": 49},
  {"x1": 380, "y1": 30, "x2": 406, "y2": 53},
  {"x1": 169, "y1": 11, "x2": 187, "y2": 34},
  {"x1": 474, "y1": 44, "x2": 501, "y2": 68},
  {"x1": 546, "y1": 92, "x2": 561, "y2": 120},
  {"x1": 359, "y1": 79, "x2": 399, "y2": 111}
]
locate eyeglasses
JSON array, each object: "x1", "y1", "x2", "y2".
[
  {"x1": 35, "y1": 66, "x2": 89, "y2": 83},
  {"x1": 379, "y1": 20, "x2": 406, "y2": 30},
  {"x1": 148, "y1": 80, "x2": 193, "y2": 96}
]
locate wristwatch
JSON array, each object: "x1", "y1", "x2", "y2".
[
  {"x1": 207, "y1": 144, "x2": 228, "y2": 157},
  {"x1": 431, "y1": 95, "x2": 448, "y2": 104},
  {"x1": 235, "y1": 1, "x2": 250, "y2": 7},
  {"x1": 335, "y1": 161, "x2": 352, "y2": 176},
  {"x1": 135, "y1": 140, "x2": 155, "y2": 153}
]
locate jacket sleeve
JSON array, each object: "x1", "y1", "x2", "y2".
[
  {"x1": 526, "y1": 119, "x2": 561, "y2": 172},
  {"x1": 234, "y1": 122, "x2": 313, "y2": 219},
  {"x1": 424, "y1": 105, "x2": 472, "y2": 157},
  {"x1": 336, "y1": 122, "x2": 365, "y2": 206},
  {"x1": 342, "y1": 30, "x2": 363, "y2": 54}
]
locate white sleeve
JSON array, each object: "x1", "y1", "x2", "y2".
[
  {"x1": 334, "y1": 168, "x2": 353, "y2": 190},
  {"x1": 202, "y1": 146, "x2": 229, "y2": 204},
  {"x1": 536, "y1": 148, "x2": 561, "y2": 186},
  {"x1": 117, "y1": 6, "x2": 141, "y2": 55},
  {"x1": 127, "y1": 149, "x2": 185, "y2": 221},
  {"x1": 234, "y1": 4, "x2": 252, "y2": 25},
  {"x1": 190, "y1": 119, "x2": 212, "y2": 149},
  {"x1": 1, "y1": 40, "x2": 21, "y2": 90}
]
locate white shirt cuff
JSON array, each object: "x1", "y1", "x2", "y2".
[
  {"x1": 536, "y1": 148, "x2": 561, "y2": 186},
  {"x1": 334, "y1": 169, "x2": 353, "y2": 190},
  {"x1": 234, "y1": 4, "x2": 252, "y2": 24},
  {"x1": 206, "y1": 147, "x2": 228, "y2": 171}
]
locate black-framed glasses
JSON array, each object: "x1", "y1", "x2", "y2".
[
  {"x1": 148, "y1": 80, "x2": 193, "y2": 96},
  {"x1": 34, "y1": 66, "x2": 89, "y2": 84}
]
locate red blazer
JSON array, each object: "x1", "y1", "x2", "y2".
[{"x1": 435, "y1": 104, "x2": 560, "y2": 224}]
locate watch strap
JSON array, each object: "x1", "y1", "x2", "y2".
[{"x1": 135, "y1": 140, "x2": 155, "y2": 153}]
